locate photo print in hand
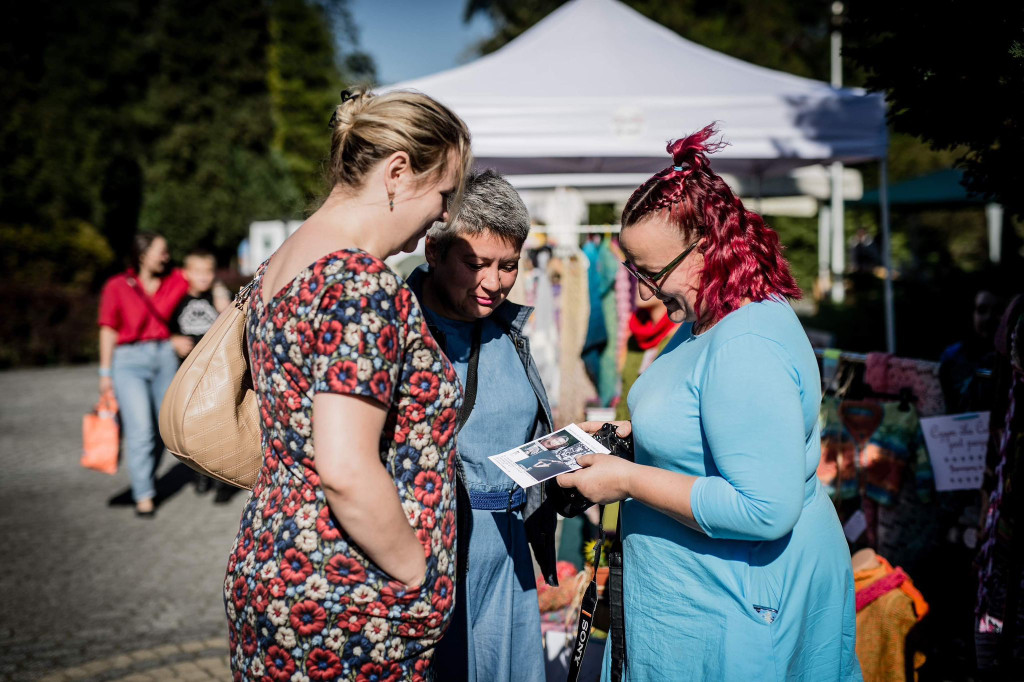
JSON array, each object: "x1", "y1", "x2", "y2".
[{"x1": 488, "y1": 423, "x2": 609, "y2": 488}]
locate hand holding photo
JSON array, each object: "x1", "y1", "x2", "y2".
[{"x1": 488, "y1": 423, "x2": 610, "y2": 488}]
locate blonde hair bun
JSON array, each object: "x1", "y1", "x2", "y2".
[{"x1": 326, "y1": 88, "x2": 472, "y2": 196}]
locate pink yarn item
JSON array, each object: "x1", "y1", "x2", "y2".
[
  {"x1": 863, "y1": 353, "x2": 945, "y2": 416},
  {"x1": 856, "y1": 567, "x2": 908, "y2": 612},
  {"x1": 864, "y1": 352, "x2": 892, "y2": 392}
]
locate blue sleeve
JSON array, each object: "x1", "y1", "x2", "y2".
[{"x1": 690, "y1": 334, "x2": 806, "y2": 541}]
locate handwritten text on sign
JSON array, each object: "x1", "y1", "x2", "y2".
[{"x1": 920, "y1": 412, "x2": 990, "y2": 491}]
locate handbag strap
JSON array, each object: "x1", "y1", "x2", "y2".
[
  {"x1": 97, "y1": 390, "x2": 118, "y2": 416},
  {"x1": 125, "y1": 275, "x2": 170, "y2": 330}
]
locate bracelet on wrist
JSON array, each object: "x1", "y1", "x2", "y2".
[{"x1": 98, "y1": 367, "x2": 112, "y2": 377}]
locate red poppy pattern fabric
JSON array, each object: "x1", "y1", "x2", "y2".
[{"x1": 225, "y1": 249, "x2": 461, "y2": 681}]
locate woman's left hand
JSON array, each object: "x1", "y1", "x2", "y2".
[{"x1": 556, "y1": 453, "x2": 635, "y2": 505}]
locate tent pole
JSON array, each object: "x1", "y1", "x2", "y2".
[
  {"x1": 986, "y1": 202, "x2": 1003, "y2": 263},
  {"x1": 829, "y1": 161, "x2": 845, "y2": 303},
  {"x1": 829, "y1": 2, "x2": 846, "y2": 304},
  {"x1": 818, "y1": 203, "x2": 832, "y2": 298},
  {"x1": 879, "y1": 159, "x2": 895, "y2": 353}
]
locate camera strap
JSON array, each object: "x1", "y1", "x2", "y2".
[
  {"x1": 566, "y1": 503, "x2": 626, "y2": 682},
  {"x1": 567, "y1": 508, "x2": 605, "y2": 682},
  {"x1": 451, "y1": 322, "x2": 481, "y2": 582},
  {"x1": 455, "y1": 322, "x2": 482, "y2": 433},
  {"x1": 608, "y1": 504, "x2": 626, "y2": 682}
]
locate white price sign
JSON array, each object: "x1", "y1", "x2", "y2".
[{"x1": 920, "y1": 412, "x2": 990, "y2": 492}]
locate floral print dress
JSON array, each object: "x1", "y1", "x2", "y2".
[{"x1": 225, "y1": 249, "x2": 461, "y2": 682}]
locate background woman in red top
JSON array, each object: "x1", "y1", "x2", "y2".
[{"x1": 97, "y1": 233, "x2": 188, "y2": 516}]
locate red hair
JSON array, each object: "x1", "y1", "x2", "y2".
[{"x1": 621, "y1": 124, "x2": 801, "y2": 325}]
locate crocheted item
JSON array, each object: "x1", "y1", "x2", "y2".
[
  {"x1": 556, "y1": 253, "x2": 596, "y2": 425},
  {"x1": 864, "y1": 352, "x2": 945, "y2": 417},
  {"x1": 614, "y1": 263, "x2": 634, "y2": 368},
  {"x1": 856, "y1": 567, "x2": 908, "y2": 612},
  {"x1": 864, "y1": 352, "x2": 892, "y2": 392},
  {"x1": 855, "y1": 556, "x2": 929, "y2": 682}
]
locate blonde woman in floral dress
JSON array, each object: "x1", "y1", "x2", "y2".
[{"x1": 224, "y1": 89, "x2": 471, "y2": 681}]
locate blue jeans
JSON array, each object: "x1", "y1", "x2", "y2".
[{"x1": 112, "y1": 340, "x2": 179, "y2": 502}]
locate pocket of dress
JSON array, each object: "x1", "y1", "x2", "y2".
[
  {"x1": 364, "y1": 556, "x2": 426, "y2": 596},
  {"x1": 743, "y1": 559, "x2": 782, "y2": 626}
]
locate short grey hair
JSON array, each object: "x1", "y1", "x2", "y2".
[{"x1": 427, "y1": 169, "x2": 530, "y2": 257}]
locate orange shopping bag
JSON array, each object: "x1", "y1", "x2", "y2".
[{"x1": 82, "y1": 390, "x2": 120, "y2": 475}]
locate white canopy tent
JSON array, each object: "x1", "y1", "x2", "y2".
[{"x1": 386, "y1": 0, "x2": 895, "y2": 350}]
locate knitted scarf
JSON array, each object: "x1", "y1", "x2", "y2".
[{"x1": 629, "y1": 310, "x2": 676, "y2": 350}]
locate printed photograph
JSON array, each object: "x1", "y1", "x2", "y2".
[{"x1": 489, "y1": 424, "x2": 610, "y2": 488}]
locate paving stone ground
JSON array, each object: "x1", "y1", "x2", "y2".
[{"x1": 0, "y1": 365, "x2": 249, "y2": 680}]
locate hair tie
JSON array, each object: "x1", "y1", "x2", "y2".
[
  {"x1": 673, "y1": 165, "x2": 684, "y2": 172},
  {"x1": 329, "y1": 90, "x2": 362, "y2": 129}
]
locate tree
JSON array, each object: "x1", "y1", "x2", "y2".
[
  {"x1": 136, "y1": 0, "x2": 302, "y2": 257},
  {"x1": 268, "y1": 0, "x2": 376, "y2": 205},
  {"x1": 0, "y1": 0, "x2": 154, "y2": 265},
  {"x1": 0, "y1": 0, "x2": 374, "y2": 365},
  {"x1": 844, "y1": 0, "x2": 1024, "y2": 217}
]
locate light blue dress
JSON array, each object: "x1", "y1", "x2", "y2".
[
  {"x1": 425, "y1": 311, "x2": 547, "y2": 682},
  {"x1": 603, "y1": 299, "x2": 861, "y2": 681}
]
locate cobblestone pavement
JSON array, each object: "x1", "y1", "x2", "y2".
[{"x1": 0, "y1": 365, "x2": 248, "y2": 680}]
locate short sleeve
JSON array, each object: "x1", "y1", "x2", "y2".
[
  {"x1": 167, "y1": 298, "x2": 185, "y2": 335},
  {"x1": 97, "y1": 278, "x2": 122, "y2": 329},
  {"x1": 310, "y1": 268, "x2": 409, "y2": 408},
  {"x1": 690, "y1": 333, "x2": 807, "y2": 541}
]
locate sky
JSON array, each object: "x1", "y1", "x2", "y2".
[{"x1": 349, "y1": 0, "x2": 495, "y2": 85}]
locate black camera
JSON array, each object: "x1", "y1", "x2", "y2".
[{"x1": 552, "y1": 423, "x2": 634, "y2": 518}]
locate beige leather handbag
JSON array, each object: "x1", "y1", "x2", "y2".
[{"x1": 159, "y1": 280, "x2": 262, "y2": 489}]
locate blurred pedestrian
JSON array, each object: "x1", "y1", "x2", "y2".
[
  {"x1": 558, "y1": 125, "x2": 861, "y2": 680},
  {"x1": 224, "y1": 89, "x2": 471, "y2": 680},
  {"x1": 167, "y1": 248, "x2": 233, "y2": 497},
  {"x1": 97, "y1": 233, "x2": 188, "y2": 516},
  {"x1": 939, "y1": 289, "x2": 1003, "y2": 412},
  {"x1": 407, "y1": 170, "x2": 559, "y2": 681},
  {"x1": 168, "y1": 249, "x2": 230, "y2": 360}
]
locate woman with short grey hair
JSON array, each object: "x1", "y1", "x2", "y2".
[{"x1": 406, "y1": 169, "x2": 558, "y2": 681}]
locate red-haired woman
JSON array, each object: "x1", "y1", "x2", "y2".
[{"x1": 558, "y1": 126, "x2": 861, "y2": 680}]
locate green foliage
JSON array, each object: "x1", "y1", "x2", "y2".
[
  {"x1": 844, "y1": 0, "x2": 1024, "y2": 217},
  {"x1": 0, "y1": 220, "x2": 115, "y2": 366},
  {"x1": 0, "y1": 220, "x2": 115, "y2": 288},
  {"x1": 269, "y1": 0, "x2": 347, "y2": 204},
  {"x1": 587, "y1": 203, "x2": 619, "y2": 226},
  {"x1": 1, "y1": 0, "x2": 374, "y2": 365},
  {"x1": 763, "y1": 215, "x2": 818, "y2": 294},
  {"x1": 136, "y1": 0, "x2": 303, "y2": 259}
]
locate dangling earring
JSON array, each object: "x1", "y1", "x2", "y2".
[{"x1": 388, "y1": 192, "x2": 395, "y2": 212}]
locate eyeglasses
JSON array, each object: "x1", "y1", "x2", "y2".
[{"x1": 622, "y1": 240, "x2": 701, "y2": 298}]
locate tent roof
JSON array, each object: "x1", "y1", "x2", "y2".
[
  {"x1": 387, "y1": 0, "x2": 886, "y2": 177},
  {"x1": 857, "y1": 168, "x2": 984, "y2": 205}
]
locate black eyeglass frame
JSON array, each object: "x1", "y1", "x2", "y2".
[{"x1": 622, "y1": 239, "x2": 702, "y2": 297}]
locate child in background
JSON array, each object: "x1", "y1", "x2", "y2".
[
  {"x1": 168, "y1": 250, "x2": 230, "y2": 359},
  {"x1": 168, "y1": 249, "x2": 233, "y2": 499}
]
